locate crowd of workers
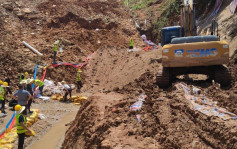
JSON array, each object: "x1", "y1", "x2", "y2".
[{"x1": 0, "y1": 69, "x2": 82, "y2": 149}]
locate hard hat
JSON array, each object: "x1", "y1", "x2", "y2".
[
  {"x1": 0, "y1": 80, "x2": 3, "y2": 85},
  {"x1": 78, "y1": 69, "x2": 82, "y2": 72},
  {"x1": 1, "y1": 82, "x2": 9, "y2": 87},
  {"x1": 54, "y1": 40, "x2": 59, "y2": 45},
  {"x1": 15, "y1": 104, "x2": 25, "y2": 114},
  {"x1": 25, "y1": 72, "x2": 29, "y2": 76},
  {"x1": 15, "y1": 104, "x2": 23, "y2": 111}
]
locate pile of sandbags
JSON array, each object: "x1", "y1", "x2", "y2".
[
  {"x1": 72, "y1": 95, "x2": 88, "y2": 105},
  {"x1": 26, "y1": 109, "x2": 39, "y2": 127},
  {"x1": 51, "y1": 94, "x2": 88, "y2": 105}
]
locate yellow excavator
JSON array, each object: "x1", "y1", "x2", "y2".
[{"x1": 157, "y1": 0, "x2": 232, "y2": 87}]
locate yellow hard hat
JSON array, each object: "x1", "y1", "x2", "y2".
[
  {"x1": 0, "y1": 80, "x2": 3, "y2": 85},
  {"x1": 15, "y1": 104, "x2": 23, "y2": 111},
  {"x1": 2, "y1": 82, "x2": 8, "y2": 87},
  {"x1": 25, "y1": 72, "x2": 29, "y2": 76},
  {"x1": 78, "y1": 69, "x2": 82, "y2": 72}
]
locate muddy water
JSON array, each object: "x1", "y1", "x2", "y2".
[{"x1": 29, "y1": 111, "x2": 77, "y2": 149}]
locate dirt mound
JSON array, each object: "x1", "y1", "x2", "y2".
[{"x1": 63, "y1": 70, "x2": 237, "y2": 148}]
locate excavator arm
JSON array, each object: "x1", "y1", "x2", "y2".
[{"x1": 180, "y1": 0, "x2": 197, "y2": 36}]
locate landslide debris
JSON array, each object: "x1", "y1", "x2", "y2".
[
  {"x1": 63, "y1": 69, "x2": 237, "y2": 148},
  {"x1": 0, "y1": 0, "x2": 144, "y2": 85}
]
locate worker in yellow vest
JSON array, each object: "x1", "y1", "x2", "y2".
[
  {"x1": 15, "y1": 105, "x2": 32, "y2": 149},
  {"x1": 35, "y1": 79, "x2": 44, "y2": 95},
  {"x1": 76, "y1": 69, "x2": 82, "y2": 91},
  {"x1": 129, "y1": 37, "x2": 134, "y2": 49},
  {"x1": 0, "y1": 82, "x2": 8, "y2": 114},
  {"x1": 25, "y1": 72, "x2": 29, "y2": 79},
  {"x1": 52, "y1": 40, "x2": 59, "y2": 64}
]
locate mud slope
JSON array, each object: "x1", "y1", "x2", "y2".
[
  {"x1": 82, "y1": 46, "x2": 162, "y2": 93},
  {"x1": 0, "y1": 0, "x2": 144, "y2": 85}
]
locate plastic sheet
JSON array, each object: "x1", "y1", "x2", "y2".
[{"x1": 177, "y1": 83, "x2": 237, "y2": 120}]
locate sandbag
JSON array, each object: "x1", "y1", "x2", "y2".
[
  {"x1": 31, "y1": 109, "x2": 39, "y2": 113},
  {"x1": 27, "y1": 121, "x2": 32, "y2": 127},
  {"x1": 0, "y1": 144, "x2": 14, "y2": 149},
  {"x1": 27, "y1": 117, "x2": 35, "y2": 123},
  {"x1": 0, "y1": 137, "x2": 15, "y2": 144},
  {"x1": 4, "y1": 132, "x2": 17, "y2": 139},
  {"x1": 25, "y1": 130, "x2": 35, "y2": 136},
  {"x1": 73, "y1": 103, "x2": 80, "y2": 105}
]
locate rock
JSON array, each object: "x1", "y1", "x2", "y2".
[
  {"x1": 101, "y1": 139, "x2": 111, "y2": 148},
  {"x1": 2, "y1": 2, "x2": 13, "y2": 11},
  {"x1": 22, "y1": 8, "x2": 32, "y2": 14},
  {"x1": 13, "y1": 8, "x2": 21, "y2": 15}
]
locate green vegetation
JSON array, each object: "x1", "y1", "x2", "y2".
[
  {"x1": 153, "y1": 0, "x2": 180, "y2": 41},
  {"x1": 124, "y1": 0, "x2": 157, "y2": 10}
]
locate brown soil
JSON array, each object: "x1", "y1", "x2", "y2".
[{"x1": 63, "y1": 71, "x2": 237, "y2": 148}]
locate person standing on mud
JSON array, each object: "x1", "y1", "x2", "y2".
[
  {"x1": 26, "y1": 79, "x2": 34, "y2": 113},
  {"x1": 15, "y1": 104, "x2": 32, "y2": 149},
  {"x1": 34, "y1": 79, "x2": 44, "y2": 96},
  {"x1": 4, "y1": 77, "x2": 12, "y2": 96},
  {"x1": 129, "y1": 37, "x2": 134, "y2": 49},
  {"x1": 52, "y1": 40, "x2": 59, "y2": 64},
  {"x1": 0, "y1": 82, "x2": 8, "y2": 114},
  {"x1": 12, "y1": 84, "x2": 31, "y2": 115},
  {"x1": 76, "y1": 69, "x2": 82, "y2": 92}
]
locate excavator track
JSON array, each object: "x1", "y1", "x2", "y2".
[
  {"x1": 214, "y1": 65, "x2": 232, "y2": 87},
  {"x1": 156, "y1": 67, "x2": 171, "y2": 88}
]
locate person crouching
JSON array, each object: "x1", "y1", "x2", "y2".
[{"x1": 62, "y1": 81, "x2": 72, "y2": 102}]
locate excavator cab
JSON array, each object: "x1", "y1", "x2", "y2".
[{"x1": 161, "y1": 26, "x2": 183, "y2": 46}]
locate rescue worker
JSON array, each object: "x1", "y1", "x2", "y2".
[
  {"x1": 129, "y1": 37, "x2": 134, "y2": 49},
  {"x1": 35, "y1": 79, "x2": 44, "y2": 95},
  {"x1": 26, "y1": 79, "x2": 34, "y2": 113},
  {"x1": 12, "y1": 84, "x2": 31, "y2": 115},
  {"x1": 0, "y1": 82, "x2": 8, "y2": 114},
  {"x1": 19, "y1": 74, "x2": 25, "y2": 83},
  {"x1": 25, "y1": 72, "x2": 29, "y2": 79},
  {"x1": 76, "y1": 69, "x2": 82, "y2": 91},
  {"x1": 52, "y1": 40, "x2": 59, "y2": 64},
  {"x1": 62, "y1": 81, "x2": 72, "y2": 102},
  {"x1": 20, "y1": 80, "x2": 27, "y2": 90},
  {"x1": 15, "y1": 105, "x2": 32, "y2": 149},
  {"x1": 4, "y1": 77, "x2": 12, "y2": 95}
]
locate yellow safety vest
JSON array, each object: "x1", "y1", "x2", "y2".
[
  {"x1": 129, "y1": 38, "x2": 134, "y2": 46},
  {"x1": 0, "y1": 87, "x2": 5, "y2": 101},
  {"x1": 35, "y1": 79, "x2": 44, "y2": 87},
  {"x1": 16, "y1": 114, "x2": 27, "y2": 134},
  {"x1": 76, "y1": 72, "x2": 81, "y2": 81},
  {"x1": 52, "y1": 44, "x2": 58, "y2": 52}
]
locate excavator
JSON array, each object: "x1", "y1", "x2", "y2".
[{"x1": 157, "y1": 0, "x2": 232, "y2": 88}]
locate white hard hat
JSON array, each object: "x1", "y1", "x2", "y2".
[{"x1": 54, "y1": 40, "x2": 59, "y2": 45}]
